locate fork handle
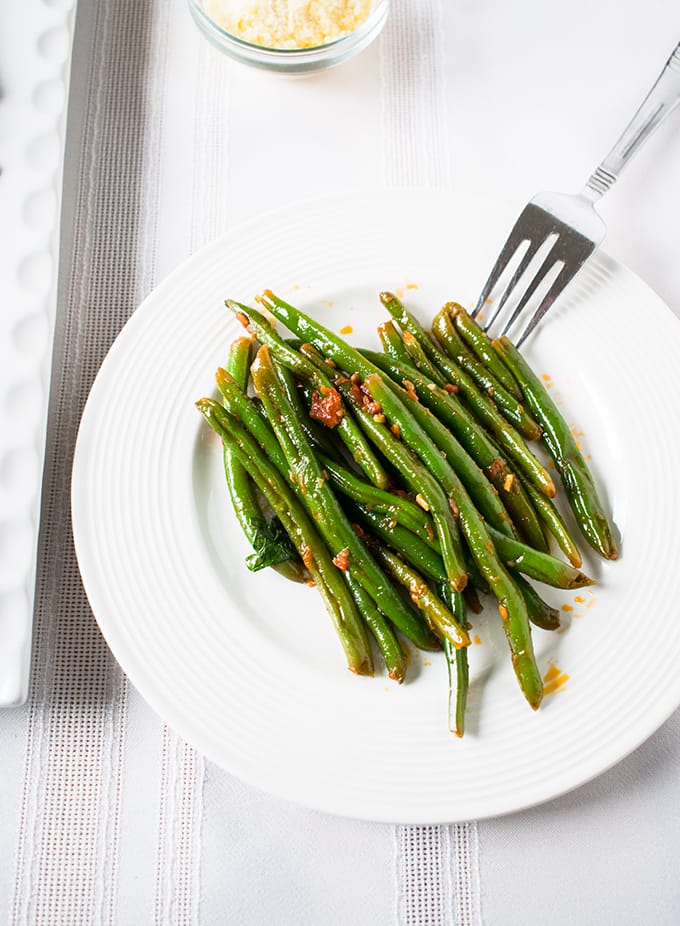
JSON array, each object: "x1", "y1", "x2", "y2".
[{"x1": 583, "y1": 41, "x2": 680, "y2": 200}]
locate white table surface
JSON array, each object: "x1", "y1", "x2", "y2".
[{"x1": 1, "y1": 1, "x2": 680, "y2": 923}]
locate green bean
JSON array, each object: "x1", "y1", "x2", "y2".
[
  {"x1": 446, "y1": 302, "x2": 522, "y2": 398},
  {"x1": 447, "y1": 639, "x2": 469, "y2": 737},
  {"x1": 227, "y1": 300, "x2": 390, "y2": 490},
  {"x1": 401, "y1": 330, "x2": 449, "y2": 386},
  {"x1": 346, "y1": 500, "x2": 447, "y2": 583},
  {"x1": 519, "y1": 477, "x2": 583, "y2": 568},
  {"x1": 370, "y1": 544, "x2": 469, "y2": 650},
  {"x1": 364, "y1": 373, "x2": 543, "y2": 709},
  {"x1": 318, "y1": 453, "x2": 438, "y2": 545},
  {"x1": 361, "y1": 351, "x2": 547, "y2": 551},
  {"x1": 379, "y1": 291, "x2": 555, "y2": 497},
  {"x1": 250, "y1": 346, "x2": 444, "y2": 651},
  {"x1": 377, "y1": 320, "x2": 413, "y2": 365},
  {"x1": 439, "y1": 583, "x2": 469, "y2": 737},
  {"x1": 513, "y1": 574, "x2": 561, "y2": 632},
  {"x1": 431, "y1": 306, "x2": 541, "y2": 439},
  {"x1": 345, "y1": 574, "x2": 407, "y2": 683},
  {"x1": 196, "y1": 398, "x2": 374, "y2": 675},
  {"x1": 215, "y1": 367, "x2": 289, "y2": 469},
  {"x1": 226, "y1": 334, "x2": 253, "y2": 390},
  {"x1": 288, "y1": 337, "x2": 469, "y2": 593},
  {"x1": 493, "y1": 336, "x2": 618, "y2": 560},
  {"x1": 463, "y1": 583, "x2": 483, "y2": 616},
  {"x1": 220, "y1": 339, "x2": 306, "y2": 582},
  {"x1": 368, "y1": 363, "x2": 519, "y2": 538},
  {"x1": 486, "y1": 525, "x2": 593, "y2": 589},
  {"x1": 338, "y1": 381, "x2": 469, "y2": 593},
  {"x1": 258, "y1": 290, "x2": 377, "y2": 379}
]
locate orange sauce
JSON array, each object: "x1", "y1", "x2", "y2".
[{"x1": 543, "y1": 661, "x2": 570, "y2": 695}]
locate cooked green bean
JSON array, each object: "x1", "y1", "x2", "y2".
[
  {"x1": 345, "y1": 574, "x2": 407, "y2": 683},
  {"x1": 379, "y1": 291, "x2": 555, "y2": 497},
  {"x1": 361, "y1": 356, "x2": 518, "y2": 538},
  {"x1": 432, "y1": 306, "x2": 541, "y2": 439},
  {"x1": 487, "y1": 525, "x2": 593, "y2": 589},
  {"x1": 338, "y1": 381, "x2": 469, "y2": 593},
  {"x1": 494, "y1": 336, "x2": 618, "y2": 560},
  {"x1": 513, "y1": 574, "x2": 561, "y2": 632},
  {"x1": 377, "y1": 320, "x2": 413, "y2": 366},
  {"x1": 227, "y1": 300, "x2": 390, "y2": 490},
  {"x1": 346, "y1": 500, "x2": 447, "y2": 583},
  {"x1": 371, "y1": 544, "x2": 469, "y2": 650},
  {"x1": 250, "y1": 346, "x2": 444, "y2": 651},
  {"x1": 319, "y1": 453, "x2": 438, "y2": 545},
  {"x1": 196, "y1": 398, "x2": 374, "y2": 676},
  {"x1": 258, "y1": 290, "x2": 377, "y2": 378},
  {"x1": 448, "y1": 640, "x2": 469, "y2": 737},
  {"x1": 439, "y1": 583, "x2": 469, "y2": 737},
  {"x1": 519, "y1": 476, "x2": 583, "y2": 568},
  {"x1": 447, "y1": 302, "x2": 522, "y2": 398},
  {"x1": 221, "y1": 338, "x2": 307, "y2": 582},
  {"x1": 361, "y1": 351, "x2": 548, "y2": 551},
  {"x1": 401, "y1": 330, "x2": 449, "y2": 386},
  {"x1": 363, "y1": 374, "x2": 543, "y2": 709}
]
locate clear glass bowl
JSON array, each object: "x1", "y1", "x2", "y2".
[{"x1": 187, "y1": 0, "x2": 389, "y2": 74}]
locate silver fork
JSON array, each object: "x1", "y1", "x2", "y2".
[{"x1": 473, "y1": 40, "x2": 680, "y2": 346}]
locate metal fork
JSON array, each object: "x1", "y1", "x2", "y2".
[{"x1": 473, "y1": 40, "x2": 680, "y2": 346}]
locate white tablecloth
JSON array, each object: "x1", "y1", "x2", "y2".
[{"x1": 1, "y1": 1, "x2": 680, "y2": 923}]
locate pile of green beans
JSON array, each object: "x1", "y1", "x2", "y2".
[{"x1": 196, "y1": 291, "x2": 618, "y2": 737}]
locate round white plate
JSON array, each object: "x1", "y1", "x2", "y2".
[{"x1": 72, "y1": 190, "x2": 680, "y2": 823}]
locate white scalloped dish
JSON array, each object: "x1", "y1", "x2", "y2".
[
  {"x1": 0, "y1": 1, "x2": 77, "y2": 704},
  {"x1": 71, "y1": 190, "x2": 680, "y2": 823}
]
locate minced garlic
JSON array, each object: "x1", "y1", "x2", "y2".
[{"x1": 204, "y1": 0, "x2": 372, "y2": 49}]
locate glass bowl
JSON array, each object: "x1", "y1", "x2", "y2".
[{"x1": 187, "y1": 0, "x2": 390, "y2": 74}]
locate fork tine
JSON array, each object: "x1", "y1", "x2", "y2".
[
  {"x1": 514, "y1": 266, "x2": 571, "y2": 347},
  {"x1": 499, "y1": 252, "x2": 564, "y2": 338},
  {"x1": 472, "y1": 221, "x2": 532, "y2": 319},
  {"x1": 515, "y1": 246, "x2": 594, "y2": 347},
  {"x1": 482, "y1": 235, "x2": 549, "y2": 331}
]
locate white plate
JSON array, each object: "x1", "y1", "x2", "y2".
[{"x1": 72, "y1": 190, "x2": 680, "y2": 823}]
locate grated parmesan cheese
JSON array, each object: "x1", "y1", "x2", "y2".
[{"x1": 203, "y1": 0, "x2": 372, "y2": 49}]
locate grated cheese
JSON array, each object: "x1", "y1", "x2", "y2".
[{"x1": 204, "y1": 0, "x2": 372, "y2": 49}]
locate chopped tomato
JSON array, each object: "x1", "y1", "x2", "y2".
[
  {"x1": 309, "y1": 387, "x2": 344, "y2": 428},
  {"x1": 332, "y1": 548, "x2": 351, "y2": 571}
]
